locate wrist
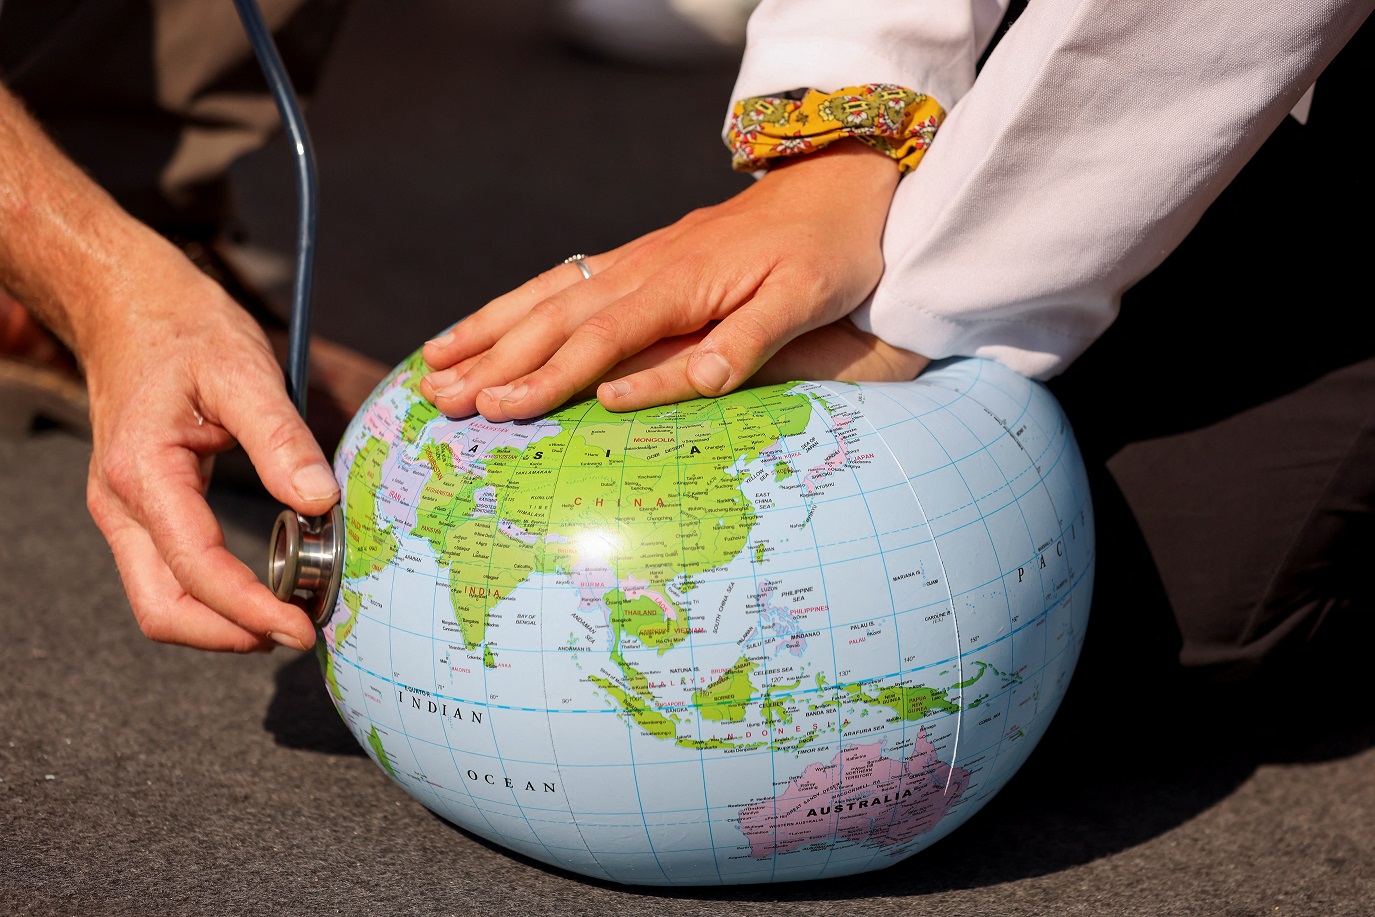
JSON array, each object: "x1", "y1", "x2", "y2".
[
  {"x1": 74, "y1": 225, "x2": 233, "y2": 388},
  {"x1": 765, "y1": 138, "x2": 900, "y2": 195},
  {"x1": 754, "y1": 139, "x2": 900, "y2": 249},
  {"x1": 726, "y1": 83, "x2": 945, "y2": 176}
]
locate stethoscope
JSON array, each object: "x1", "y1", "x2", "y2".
[{"x1": 232, "y1": 0, "x2": 344, "y2": 627}]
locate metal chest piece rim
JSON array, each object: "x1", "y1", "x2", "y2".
[{"x1": 268, "y1": 504, "x2": 344, "y2": 627}]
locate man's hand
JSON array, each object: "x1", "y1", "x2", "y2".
[
  {"x1": 1, "y1": 83, "x2": 333, "y2": 651},
  {"x1": 79, "y1": 236, "x2": 336, "y2": 652},
  {"x1": 420, "y1": 141, "x2": 907, "y2": 419}
]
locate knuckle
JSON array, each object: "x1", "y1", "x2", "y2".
[
  {"x1": 574, "y1": 311, "x2": 628, "y2": 353},
  {"x1": 627, "y1": 224, "x2": 696, "y2": 269},
  {"x1": 678, "y1": 206, "x2": 715, "y2": 227},
  {"x1": 645, "y1": 365, "x2": 679, "y2": 393},
  {"x1": 526, "y1": 295, "x2": 569, "y2": 326},
  {"x1": 85, "y1": 484, "x2": 111, "y2": 529},
  {"x1": 84, "y1": 479, "x2": 121, "y2": 532},
  {"x1": 726, "y1": 313, "x2": 777, "y2": 356},
  {"x1": 453, "y1": 353, "x2": 485, "y2": 376},
  {"x1": 531, "y1": 266, "x2": 570, "y2": 292},
  {"x1": 526, "y1": 364, "x2": 574, "y2": 400},
  {"x1": 463, "y1": 349, "x2": 503, "y2": 384},
  {"x1": 159, "y1": 544, "x2": 201, "y2": 590},
  {"x1": 262, "y1": 414, "x2": 307, "y2": 457},
  {"x1": 627, "y1": 234, "x2": 668, "y2": 264},
  {"x1": 789, "y1": 261, "x2": 847, "y2": 304},
  {"x1": 96, "y1": 446, "x2": 141, "y2": 502},
  {"x1": 136, "y1": 610, "x2": 174, "y2": 644},
  {"x1": 788, "y1": 261, "x2": 828, "y2": 292}
]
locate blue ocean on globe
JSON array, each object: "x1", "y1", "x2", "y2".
[{"x1": 318, "y1": 353, "x2": 1095, "y2": 886}]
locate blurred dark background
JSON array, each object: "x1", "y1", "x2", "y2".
[{"x1": 230, "y1": 0, "x2": 751, "y2": 367}]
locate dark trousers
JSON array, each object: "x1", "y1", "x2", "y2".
[{"x1": 1050, "y1": 14, "x2": 1374, "y2": 682}]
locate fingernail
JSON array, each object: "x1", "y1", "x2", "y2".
[
  {"x1": 426, "y1": 330, "x2": 455, "y2": 348},
  {"x1": 435, "y1": 377, "x2": 468, "y2": 401},
  {"x1": 269, "y1": 632, "x2": 307, "y2": 651},
  {"x1": 500, "y1": 384, "x2": 528, "y2": 403},
  {"x1": 482, "y1": 384, "x2": 513, "y2": 402},
  {"x1": 425, "y1": 367, "x2": 460, "y2": 390},
  {"x1": 292, "y1": 464, "x2": 339, "y2": 501},
  {"x1": 691, "y1": 352, "x2": 733, "y2": 393},
  {"x1": 602, "y1": 380, "x2": 631, "y2": 398}
]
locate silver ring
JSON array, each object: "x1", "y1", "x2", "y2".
[{"x1": 561, "y1": 253, "x2": 592, "y2": 280}]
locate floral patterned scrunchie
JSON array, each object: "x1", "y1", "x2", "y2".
[{"x1": 726, "y1": 83, "x2": 945, "y2": 174}]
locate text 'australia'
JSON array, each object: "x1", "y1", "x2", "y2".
[{"x1": 807, "y1": 789, "x2": 920, "y2": 817}]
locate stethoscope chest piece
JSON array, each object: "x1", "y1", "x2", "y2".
[{"x1": 268, "y1": 504, "x2": 344, "y2": 627}]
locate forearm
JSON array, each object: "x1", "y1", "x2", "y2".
[{"x1": 0, "y1": 82, "x2": 175, "y2": 359}]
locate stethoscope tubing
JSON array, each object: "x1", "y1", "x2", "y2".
[{"x1": 232, "y1": 0, "x2": 319, "y2": 421}]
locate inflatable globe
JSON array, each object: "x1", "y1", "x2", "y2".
[{"x1": 318, "y1": 349, "x2": 1094, "y2": 886}]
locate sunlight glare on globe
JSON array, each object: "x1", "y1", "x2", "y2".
[{"x1": 574, "y1": 529, "x2": 621, "y2": 564}]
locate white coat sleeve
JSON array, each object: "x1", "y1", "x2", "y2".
[
  {"x1": 734, "y1": 0, "x2": 1372, "y2": 379},
  {"x1": 730, "y1": 0, "x2": 1009, "y2": 115}
]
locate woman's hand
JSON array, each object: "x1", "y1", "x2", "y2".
[
  {"x1": 747, "y1": 316, "x2": 930, "y2": 387},
  {"x1": 593, "y1": 316, "x2": 930, "y2": 399},
  {"x1": 420, "y1": 141, "x2": 902, "y2": 420}
]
